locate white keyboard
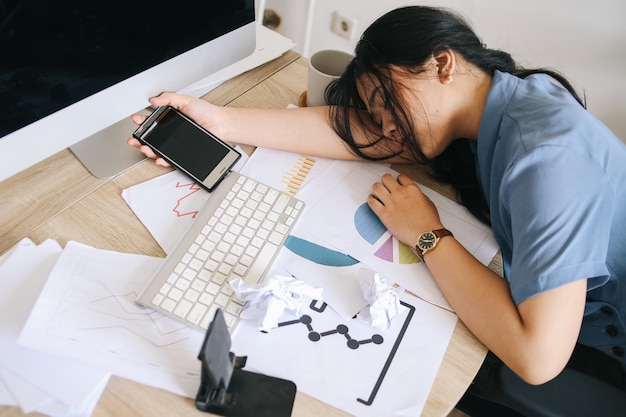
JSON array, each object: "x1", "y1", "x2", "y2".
[{"x1": 137, "y1": 173, "x2": 304, "y2": 332}]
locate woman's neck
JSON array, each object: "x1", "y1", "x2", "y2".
[{"x1": 451, "y1": 64, "x2": 493, "y2": 141}]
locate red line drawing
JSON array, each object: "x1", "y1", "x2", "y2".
[{"x1": 172, "y1": 182, "x2": 202, "y2": 218}]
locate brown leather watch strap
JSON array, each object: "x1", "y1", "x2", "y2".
[{"x1": 433, "y1": 229, "x2": 453, "y2": 240}]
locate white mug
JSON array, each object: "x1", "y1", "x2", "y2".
[{"x1": 305, "y1": 49, "x2": 353, "y2": 107}]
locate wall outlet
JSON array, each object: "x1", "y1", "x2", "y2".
[{"x1": 331, "y1": 11, "x2": 357, "y2": 40}]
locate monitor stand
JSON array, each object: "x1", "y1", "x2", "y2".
[{"x1": 69, "y1": 110, "x2": 151, "y2": 179}]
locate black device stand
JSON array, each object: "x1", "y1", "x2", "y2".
[{"x1": 196, "y1": 309, "x2": 297, "y2": 417}]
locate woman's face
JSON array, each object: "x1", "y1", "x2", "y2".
[{"x1": 356, "y1": 67, "x2": 455, "y2": 159}]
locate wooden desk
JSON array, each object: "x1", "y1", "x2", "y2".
[{"x1": 0, "y1": 50, "x2": 487, "y2": 417}]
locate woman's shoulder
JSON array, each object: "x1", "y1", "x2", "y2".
[{"x1": 499, "y1": 72, "x2": 619, "y2": 152}]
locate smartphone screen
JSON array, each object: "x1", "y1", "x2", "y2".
[{"x1": 133, "y1": 106, "x2": 240, "y2": 191}]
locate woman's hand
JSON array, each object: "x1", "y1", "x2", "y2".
[
  {"x1": 368, "y1": 173, "x2": 444, "y2": 248},
  {"x1": 126, "y1": 92, "x2": 224, "y2": 167}
]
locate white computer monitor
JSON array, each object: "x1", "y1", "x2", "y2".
[{"x1": 0, "y1": 1, "x2": 256, "y2": 181}]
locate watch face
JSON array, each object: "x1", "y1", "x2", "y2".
[{"x1": 418, "y1": 231, "x2": 437, "y2": 251}]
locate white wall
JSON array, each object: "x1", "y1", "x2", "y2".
[{"x1": 262, "y1": 0, "x2": 626, "y2": 140}]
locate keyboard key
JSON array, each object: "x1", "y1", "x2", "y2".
[
  {"x1": 187, "y1": 303, "x2": 207, "y2": 325},
  {"x1": 272, "y1": 193, "x2": 290, "y2": 213},
  {"x1": 269, "y1": 230, "x2": 285, "y2": 245},
  {"x1": 223, "y1": 312, "x2": 237, "y2": 329},
  {"x1": 181, "y1": 268, "x2": 196, "y2": 280},
  {"x1": 174, "y1": 299, "x2": 192, "y2": 318},
  {"x1": 233, "y1": 264, "x2": 248, "y2": 277},
  {"x1": 242, "y1": 178, "x2": 256, "y2": 192},
  {"x1": 206, "y1": 282, "x2": 220, "y2": 295},
  {"x1": 200, "y1": 306, "x2": 219, "y2": 329},
  {"x1": 184, "y1": 289, "x2": 199, "y2": 303},
  {"x1": 215, "y1": 293, "x2": 230, "y2": 307},
  {"x1": 212, "y1": 273, "x2": 227, "y2": 285},
  {"x1": 169, "y1": 287, "x2": 183, "y2": 301},
  {"x1": 245, "y1": 242, "x2": 278, "y2": 284},
  {"x1": 191, "y1": 279, "x2": 206, "y2": 292},
  {"x1": 199, "y1": 292, "x2": 214, "y2": 306},
  {"x1": 152, "y1": 293, "x2": 164, "y2": 306},
  {"x1": 161, "y1": 298, "x2": 176, "y2": 313},
  {"x1": 198, "y1": 269, "x2": 212, "y2": 281},
  {"x1": 159, "y1": 283, "x2": 171, "y2": 295},
  {"x1": 221, "y1": 284, "x2": 234, "y2": 297},
  {"x1": 174, "y1": 277, "x2": 190, "y2": 291},
  {"x1": 226, "y1": 302, "x2": 243, "y2": 317}
]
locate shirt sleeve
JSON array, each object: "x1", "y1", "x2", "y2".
[{"x1": 500, "y1": 145, "x2": 612, "y2": 304}]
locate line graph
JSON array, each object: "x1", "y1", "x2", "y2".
[
  {"x1": 44, "y1": 251, "x2": 202, "y2": 376},
  {"x1": 83, "y1": 282, "x2": 193, "y2": 347},
  {"x1": 172, "y1": 181, "x2": 202, "y2": 218},
  {"x1": 19, "y1": 243, "x2": 208, "y2": 398}
]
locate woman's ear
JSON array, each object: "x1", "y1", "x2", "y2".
[{"x1": 433, "y1": 50, "x2": 456, "y2": 84}]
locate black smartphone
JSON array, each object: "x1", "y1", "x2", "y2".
[{"x1": 133, "y1": 106, "x2": 241, "y2": 191}]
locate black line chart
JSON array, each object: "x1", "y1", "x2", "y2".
[
  {"x1": 278, "y1": 313, "x2": 384, "y2": 350},
  {"x1": 273, "y1": 299, "x2": 415, "y2": 407},
  {"x1": 357, "y1": 300, "x2": 415, "y2": 406}
]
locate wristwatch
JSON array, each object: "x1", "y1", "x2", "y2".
[{"x1": 415, "y1": 229, "x2": 453, "y2": 262}]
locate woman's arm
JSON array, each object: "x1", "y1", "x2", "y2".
[
  {"x1": 127, "y1": 93, "x2": 357, "y2": 162},
  {"x1": 369, "y1": 173, "x2": 587, "y2": 385},
  {"x1": 127, "y1": 92, "x2": 414, "y2": 164},
  {"x1": 426, "y1": 238, "x2": 586, "y2": 385},
  {"x1": 216, "y1": 105, "x2": 359, "y2": 159}
]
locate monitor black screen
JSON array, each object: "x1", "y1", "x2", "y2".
[{"x1": 0, "y1": 0, "x2": 255, "y2": 138}]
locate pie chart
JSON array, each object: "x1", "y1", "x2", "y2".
[
  {"x1": 284, "y1": 235, "x2": 359, "y2": 267},
  {"x1": 354, "y1": 203, "x2": 420, "y2": 264}
]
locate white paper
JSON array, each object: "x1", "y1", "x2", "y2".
[
  {"x1": 231, "y1": 292, "x2": 457, "y2": 417},
  {"x1": 35, "y1": 378, "x2": 108, "y2": 417},
  {"x1": 0, "y1": 376, "x2": 16, "y2": 406},
  {"x1": 18, "y1": 241, "x2": 205, "y2": 398},
  {"x1": 0, "y1": 239, "x2": 110, "y2": 416},
  {"x1": 0, "y1": 367, "x2": 52, "y2": 413},
  {"x1": 239, "y1": 147, "x2": 333, "y2": 196},
  {"x1": 296, "y1": 160, "x2": 500, "y2": 311},
  {"x1": 121, "y1": 170, "x2": 211, "y2": 253}
]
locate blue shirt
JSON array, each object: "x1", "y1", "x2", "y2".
[{"x1": 476, "y1": 71, "x2": 626, "y2": 367}]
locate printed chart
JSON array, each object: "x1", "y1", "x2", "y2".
[
  {"x1": 231, "y1": 290, "x2": 457, "y2": 417},
  {"x1": 281, "y1": 155, "x2": 317, "y2": 196},
  {"x1": 172, "y1": 181, "x2": 203, "y2": 218},
  {"x1": 354, "y1": 203, "x2": 420, "y2": 264},
  {"x1": 283, "y1": 235, "x2": 359, "y2": 267}
]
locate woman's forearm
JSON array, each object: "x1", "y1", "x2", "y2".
[
  {"x1": 423, "y1": 237, "x2": 586, "y2": 384},
  {"x1": 218, "y1": 106, "x2": 362, "y2": 160}
]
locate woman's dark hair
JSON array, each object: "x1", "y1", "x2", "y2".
[{"x1": 326, "y1": 5, "x2": 584, "y2": 224}]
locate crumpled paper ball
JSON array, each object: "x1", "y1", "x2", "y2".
[
  {"x1": 357, "y1": 267, "x2": 406, "y2": 331},
  {"x1": 230, "y1": 275, "x2": 323, "y2": 332}
]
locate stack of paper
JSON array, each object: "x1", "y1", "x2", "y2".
[{"x1": 0, "y1": 239, "x2": 110, "y2": 417}]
